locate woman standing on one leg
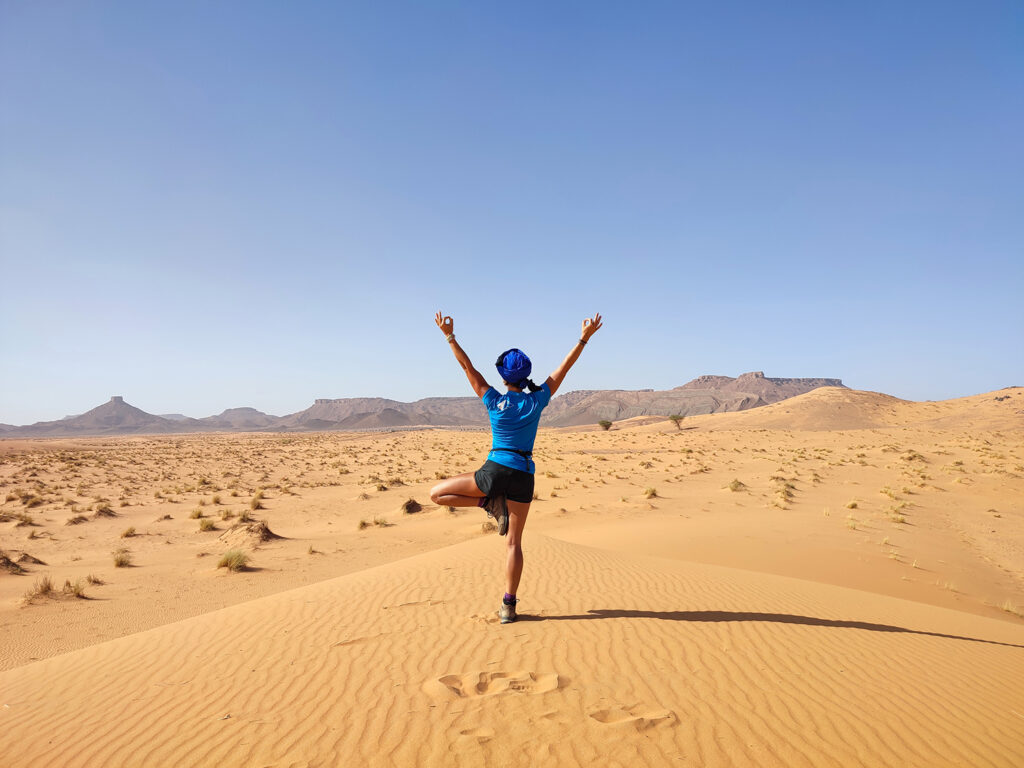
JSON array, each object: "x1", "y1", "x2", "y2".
[{"x1": 429, "y1": 311, "x2": 603, "y2": 623}]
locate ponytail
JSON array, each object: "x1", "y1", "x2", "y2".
[{"x1": 523, "y1": 378, "x2": 543, "y2": 393}]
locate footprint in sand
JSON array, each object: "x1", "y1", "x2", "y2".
[
  {"x1": 589, "y1": 704, "x2": 676, "y2": 731},
  {"x1": 456, "y1": 726, "x2": 494, "y2": 746},
  {"x1": 425, "y1": 671, "x2": 564, "y2": 700}
]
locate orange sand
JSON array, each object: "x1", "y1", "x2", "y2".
[{"x1": 1, "y1": 387, "x2": 1022, "y2": 766}]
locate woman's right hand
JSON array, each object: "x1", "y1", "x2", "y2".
[
  {"x1": 435, "y1": 311, "x2": 454, "y2": 337},
  {"x1": 581, "y1": 312, "x2": 603, "y2": 341}
]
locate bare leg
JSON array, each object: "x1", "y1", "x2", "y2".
[
  {"x1": 504, "y1": 500, "x2": 531, "y2": 596},
  {"x1": 430, "y1": 472, "x2": 485, "y2": 508}
]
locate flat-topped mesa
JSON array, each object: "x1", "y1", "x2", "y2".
[
  {"x1": 677, "y1": 375, "x2": 735, "y2": 390},
  {"x1": 678, "y1": 373, "x2": 845, "y2": 391},
  {"x1": 734, "y1": 371, "x2": 844, "y2": 387},
  {"x1": 110, "y1": 396, "x2": 124, "y2": 404}
]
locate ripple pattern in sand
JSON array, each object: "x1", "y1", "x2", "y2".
[{"x1": 0, "y1": 534, "x2": 1022, "y2": 767}]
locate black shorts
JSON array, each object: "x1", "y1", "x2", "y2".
[{"x1": 474, "y1": 460, "x2": 535, "y2": 504}]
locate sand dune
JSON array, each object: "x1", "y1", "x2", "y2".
[
  {"x1": 1, "y1": 387, "x2": 1022, "y2": 766},
  {"x1": 1, "y1": 534, "x2": 1021, "y2": 767},
  {"x1": 637, "y1": 385, "x2": 1024, "y2": 432}
]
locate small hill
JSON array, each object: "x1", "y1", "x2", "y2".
[
  {"x1": 198, "y1": 407, "x2": 279, "y2": 430},
  {"x1": 278, "y1": 397, "x2": 484, "y2": 430}
]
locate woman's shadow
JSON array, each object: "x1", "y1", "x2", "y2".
[{"x1": 518, "y1": 609, "x2": 1024, "y2": 648}]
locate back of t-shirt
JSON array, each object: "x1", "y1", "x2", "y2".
[{"x1": 481, "y1": 382, "x2": 552, "y2": 473}]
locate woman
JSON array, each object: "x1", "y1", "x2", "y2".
[{"x1": 429, "y1": 311, "x2": 603, "y2": 623}]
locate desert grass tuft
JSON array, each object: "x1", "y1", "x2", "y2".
[
  {"x1": 401, "y1": 498, "x2": 423, "y2": 514},
  {"x1": 120, "y1": 526, "x2": 136, "y2": 538},
  {"x1": 643, "y1": 487, "x2": 657, "y2": 499},
  {"x1": 190, "y1": 508, "x2": 204, "y2": 519},
  {"x1": 22, "y1": 575, "x2": 54, "y2": 603},
  {"x1": 727, "y1": 479, "x2": 746, "y2": 492},
  {"x1": 62, "y1": 578, "x2": 87, "y2": 598},
  {"x1": 112, "y1": 547, "x2": 132, "y2": 568},
  {"x1": 199, "y1": 518, "x2": 217, "y2": 532},
  {"x1": 217, "y1": 550, "x2": 250, "y2": 572}
]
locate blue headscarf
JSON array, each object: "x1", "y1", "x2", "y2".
[{"x1": 495, "y1": 348, "x2": 537, "y2": 390}]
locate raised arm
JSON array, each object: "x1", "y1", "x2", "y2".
[
  {"x1": 435, "y1": 311, "x2": 490, "y2": 398},
  {"x1": 545, "y1": 313, "x2": 602, "y2": 396}
]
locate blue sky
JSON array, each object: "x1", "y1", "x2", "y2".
[{"x1": 2, "y1": 1, "x2": 1022, "y2": 424}]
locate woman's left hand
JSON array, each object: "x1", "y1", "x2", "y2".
[{"x1": 435, "y1": 311, "x2": 454, "y2": 337}]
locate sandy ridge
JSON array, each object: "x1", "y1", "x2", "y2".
[{"x1": 1, "y1": 534, "x2": 1022, "y2": 768}]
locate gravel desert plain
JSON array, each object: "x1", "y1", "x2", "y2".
[{"x1": 1, "y1": 385, "x2": 1022, "y2": 767}]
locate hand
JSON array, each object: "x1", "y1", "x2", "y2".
[
  {"x1": 435, "y1": 311, "x2": 454, "y2": 337},
  {"x1": 581, "y1": 312, "x2": 603, "y2": 341}
]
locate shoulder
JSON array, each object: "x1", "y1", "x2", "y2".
[
  {"x1": 533, "y1": 382, "x2": 552, "y2": 406},
  {"x1": 482, "y1": 387, "x2": 500, "y2": 409}
]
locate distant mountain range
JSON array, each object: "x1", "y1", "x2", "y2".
[{"x1": 0, "y1": 372, "x2": 845, "y2": 437}]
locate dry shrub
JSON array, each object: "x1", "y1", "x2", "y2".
[
  {"x1": 63, "y1": 578, "x2": 87, "y2": 598},
  {"x1": 65, "y1": 515, "x2": 89, "y2": 525},
  {"x1": 237, "y1": 520, "x2": 279, "y2": 541},
  {"x1": 112, "y1": 548, "x2": 132, "y2": 567},
  {"x1": 217, "y1": 550, "x2": 250, "y2": 572},
  {"x1": 401, "y1": 498, "x2": 422, "y2": 514},
  {"x1": 22, "y1": 575, "x2": 54, "y2": 604}
]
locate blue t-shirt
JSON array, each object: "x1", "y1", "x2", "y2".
[{"x1": 481, "y1": 382, "x2": 552, "y2": 474}]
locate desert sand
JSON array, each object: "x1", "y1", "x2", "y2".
[{"x1": 1, "y1": 387, "x2": 1022, "y2": 767}]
